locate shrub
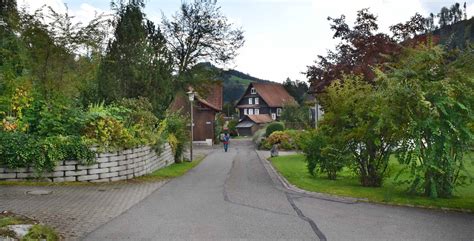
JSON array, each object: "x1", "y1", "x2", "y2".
[
  {"x1": 0, "y1": 132, "x2": 95, "y2": 174},
  {"x1": 159, "y1": 111, "x2": 189, "y2": 163},
  {"x1": 252, "y1": 127, "x2": 266, "y2": 147},
  {"x1": 265, "y1": 122, "x2": 284, "y2": 137},
  {"x1": 83, "y1": 116, "x2": 135, "y2": 151},
  {"x1": 301, "y1": 129, "x2": 348, "y2": 180},
  {"x1": 227, "y1": 119, "x2": 239, "y2": 136},
  {"x1": 260, "y1": 130, "x2": 305, "y2": 150}
]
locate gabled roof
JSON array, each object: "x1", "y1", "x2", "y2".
[
  {"x1": 170, "y1": 83, "x2": 223, "y2": 112},
  {"x1": 246, "y1": 114, "x2": 273, "y2": 124},
  {"x1": 236, "y1": 82, "x2": 298, "y2": 108},
  {"x1": 194, "y1": 84, "x2": 223, "y2": 111}
]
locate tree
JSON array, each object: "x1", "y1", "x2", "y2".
[
  {"x1": 306, "y1": 8, "x2": 400, "y2": 93},
  {"x1": 162, "y1": 0, "x2": 244, "y2": 80},
  {"x1": 282, "y1": 78, "x2": 309, "y2": 105},
  {"x1": 98, "y1": 0, "x2": 174, "y2": 116},
  {"x1": 319, "y1": 75, "x2": 400, "y2": 187},
  {"x1": 381, "y1": 44, "x2": 473, "y2": 198},
  {"x1": 390, "y1": 13, "x2": 428, "y2": 42}
]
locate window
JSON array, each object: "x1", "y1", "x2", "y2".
[
  {"x1": 248, "y1": 98, "x2": 253, "y2": 105},
  {"x1": 244, "y1": 109, "x2": 248, "y2": 115},
  {"x1": 255, "y1": 109, "x2": 259, "y2": 115},
  {"x1": 251, "y1": 88, "x2": 256, "y2": 94},
  {"x1": 255, "y1": 97, "x2": 259, "y2": 105},
  {"x1": 271, "y1": 113, "x2": 276, "y2": 120},
  {"x1": 249, "y1": 109, "x2": 254, "y2": 115},
  {"x1": 277, "y1": 108, "x2": 282, "y2": 116}
]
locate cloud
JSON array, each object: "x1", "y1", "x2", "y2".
[{"x1": 18, "y1": 0, "x2": 66, "y2": 14}]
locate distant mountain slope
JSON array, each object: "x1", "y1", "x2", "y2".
[
  {"x1": 219, "y1": 69, "x2": 272, "y2": 103},
  {"x1": 434, "y1": 17, "x2": 474, "y2": 49}
]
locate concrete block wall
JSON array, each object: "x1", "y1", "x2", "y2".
[{"x1": 0, "y1": 144, "x2": 174, "y2": 182}]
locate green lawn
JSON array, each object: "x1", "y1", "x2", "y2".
[
  {"x1": 270, "y1": 154, "x2": 474, "y2": 212},
  {"x1": 138, "y1": 155, "x2": 204, "y2": 181}
]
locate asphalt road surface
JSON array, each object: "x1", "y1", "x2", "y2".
[{"x1": 85, "y1": 140, "x2": 474, "y2": 241}]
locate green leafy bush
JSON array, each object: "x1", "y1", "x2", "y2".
[
  {"x1": 227, "y1": 119, "x2": 238, "y2": 136},
  {"x1": 0, "y1": 132, "x2": 95, "y2": 174},
  {"x1": 83, "y1": 116, "x2": 136, "y2": 151},
  {"x1": 261, "y1": 130, "x2": 305, "y2": 150},
  {"x1": 159, "y1": 111, "x2": 189, "y2": 162},
  {"x1": 301, "y1": 129, "x2": 348, "y2": 180},
  {"x1": 265, "y1": 122, "x2": 284, "y2": 137}
]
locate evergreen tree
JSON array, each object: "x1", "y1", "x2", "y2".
[{"x1": 98, "y1": 0, "x2": 174, "y2": 115}]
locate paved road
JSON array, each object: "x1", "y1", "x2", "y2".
[{"x1": 85, "y1": 140, "x2": 474, "y2": 241}]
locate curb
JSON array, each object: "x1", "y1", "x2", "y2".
[
  {"x1": 256, "y1": 151, "x2": 474, "y2": 214},
  {"x1": 255, "y1": 151, "x2": 363, "y2": 204}
]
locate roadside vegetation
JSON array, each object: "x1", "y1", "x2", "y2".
[
  {"x1": 0, "y1": 212, "x2": 59, "y2": 241},
  {"x1": 0, "y1": 0, "x2": 243, "y2": 177},
  {"x1": 271, "y1": 154, "x2": 474, "y2": 211},
  {"x1": 139, "y1": 155, "x2": 205, "y2": 182},
  {"x1": 261, "y1": 3, "x2": 474, "y2": 208}
]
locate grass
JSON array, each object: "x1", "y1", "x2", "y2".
[
  {"x1": 22, "y1": 224, "x2": 59, "y2": 241},
  {"x1": 0, "y1": 213, "x2": 59, "y2": 241},
  {"x1": 137, "y1": 155, "x2": 205, "y2": 181},
  {"x1": 270, "y1": 153, "x2": 474, "y2": 212}
]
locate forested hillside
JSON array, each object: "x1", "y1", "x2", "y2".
[
  {"x1": 434, "y1": 17, "x2": 474, "y2": 49},
  {"x1": 218, "y1": 68, "x2": 272, "y2": 103}
]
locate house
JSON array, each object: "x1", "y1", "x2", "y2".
[
  {"x1": 169, "y1": 84, "x2": 223, "y2": 145},
  {"x1": 236, "y1": 114, "x2": 273, "y2": 136},
  {"x1": 234, "y1": 82, "x2": 297, "y2": 135}
]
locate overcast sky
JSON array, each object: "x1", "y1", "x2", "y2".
[{"x1": 18, "y1": 0, "x2": 474, "y2": 83}]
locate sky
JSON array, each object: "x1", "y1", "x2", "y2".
[{"x1": 18, "y1": 0, "x2": 474, "y2": 83}]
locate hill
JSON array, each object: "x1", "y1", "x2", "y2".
[
  {"x1": 219, "y1": 69, "x2": 272, "y2": 103},
  {"x1": 434, "y1": 17, "x2": 474, "y2": 49}
]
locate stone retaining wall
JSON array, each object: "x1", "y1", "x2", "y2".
[{"x1": 0, "y1": 144, "x2": 174, "y2": 182}]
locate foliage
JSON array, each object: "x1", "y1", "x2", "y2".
[
  {"x1": 261, "y1": 130, "x2": 305, "y2": 151},
  {"x1": 0, "y1": 132, "x2": 95, "y2": 174},
  {"x1": 252, "y1": 127, "x2": 266, "y2": 148},
  {"x1": 282, "y1": 78, "x2": 309, "y2": 105},
  {"x1": 319, "y1": 76, "x2": 400, "y2": 187},
  {"x1": 306, "y1": 8, "x2": 400, "y2": 93},
  {"x1": 301, "y1": 129, "x2": 348, "y2": 180},
  {"x1": 162, "y1": 0, "x2": 244, "y2": 76},
  {"x1": 214, "y1": 113, "x2": 225, "y2": 142},
  {"x1": 159, "y1": 111, "x2": 189, "y2": 163},
  {"x1": 98, "y1": 0, "x2": 174, "y2": 117},
  {"x1": 23, "y1": 224, "x2": 59, "y2": 241},
  {"x1": 227, "y1": 119, "x2": 239, "y2": 136},
  {"x1": 265, "y1": 122, "x2": 285, "y2": 137},
  {"x1": 0, "y1": 86, "x2": 33, "y2": 132},
  {"x1": 382, "y1": 45, "x2": 474, "y2": 198},
  {"x1": 270, "y1": 154, "x2": 474, "y2": 211},
  {"x1": 280, "y1": 104, "x2": 311, "y2": 129}
]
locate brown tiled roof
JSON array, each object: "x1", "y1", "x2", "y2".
[
  {"x1": 246, "y1": 114, "x2": 273, "y2": 124},
  {"x1": 251, "y1": 82, "x2": 297, "y2": 107},
  {"x1": 194, "y1": 84, "x2": 223, "y2": 111},
  {"x1": 169, "y1": 83, "x2": 223, "y2": 112}
]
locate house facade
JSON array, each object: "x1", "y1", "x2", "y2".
[
  {"x1": 234, "y1": 82, "x2": 297, "y2": 135},
  {"x1": 170, "y1": 84, "x2": 223, "y2": 145},
  {"x1": 235, "y1": 82, "x2": 297, "y2": 121}
]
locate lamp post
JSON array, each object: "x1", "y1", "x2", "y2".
[
  {"x1": 187, "y1": 90, "x2": 195, "y2": 162},
  {"x1": 314, "y1": 99, "x2": 318, "y2": 129}
]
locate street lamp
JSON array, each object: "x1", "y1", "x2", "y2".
[{"x1": 187, "y1": 90, "x2": 195, "y2": 162}]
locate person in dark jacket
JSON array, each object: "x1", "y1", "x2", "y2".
[{"x1": 223, "y1": 133, "x2": 230, "y2": 152}]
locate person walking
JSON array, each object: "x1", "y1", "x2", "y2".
[{"x1": 223, "y1": 133, "x2": 230, "y2": 152}]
